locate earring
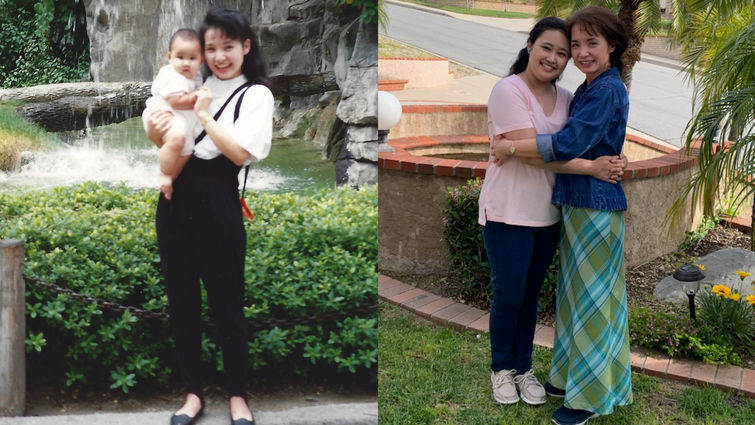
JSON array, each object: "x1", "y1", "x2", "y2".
[{"x1": 526, "y1": 48, "x2": 531, "y2": 54}]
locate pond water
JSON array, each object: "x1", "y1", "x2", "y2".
[{"x1": 0, "y1": 118, "x2": 334, "y2": 193}]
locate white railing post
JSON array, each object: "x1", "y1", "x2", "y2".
[{"x1": 0, "y1": 239, "x2": 25, "y2": 416}]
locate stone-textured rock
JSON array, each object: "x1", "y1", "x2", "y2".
[
  {"x1": 0, "y1": 82, "x2": 150, "y2": 103},
  {"x1": 15, "y1": 85, "x2": 150, "y2": 132},
  {"x1": 332, "y1": 15, "x2": 377, "y2": 188},
  {"x1": 347, "y1": 125, "x2": 378, "y2": 144},
  {"x1": 654, "y1": 248, "x2": 755, "y2": 303}
]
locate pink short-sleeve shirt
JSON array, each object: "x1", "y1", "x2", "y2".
[{"x1": 478, "y1": 75, "x2": 573, "y2": 227}]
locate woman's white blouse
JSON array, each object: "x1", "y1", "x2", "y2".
[{"x1": 193, "y1": 74, "x2": 273, "y2": 164}]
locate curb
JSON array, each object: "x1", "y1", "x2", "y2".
[
  {"x1": 0, "y1": 403, "x2": 378, "y2": 425},
  {"x1": 378, "y1": 274, "x2": 755, "y2": 398}
]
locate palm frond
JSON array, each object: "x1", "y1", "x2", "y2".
[{"x1": 636, "y1": 0, "x2": 662, "y2": 36}]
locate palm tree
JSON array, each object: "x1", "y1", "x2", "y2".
[
  {"x1": 666, "y1": 2, "x2": 755, "y2": 248},
  {"x1": 536, "y1": 0, "x2": 696, "y2": 90}
]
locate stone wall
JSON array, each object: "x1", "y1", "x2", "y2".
[
  {"x1": 389, "y1": 105, "x2": 487, "y2": 139},
  {"x1": 378, "y1": 168, "x2": 459, "y2": 274},
  {"x1": 623, "y1": 167, "x2": 703, "y2": 267},
  {"x1": 84, "y1": 0, "x2": 377, "y2": 187}
]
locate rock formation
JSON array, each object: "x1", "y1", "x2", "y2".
[{"x1": 81, "y1": 0, "x2": 377, "y2": 187}]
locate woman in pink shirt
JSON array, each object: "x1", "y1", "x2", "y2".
[{"x1": 480, "y1": 17, "x2": 625, "y2": 408}]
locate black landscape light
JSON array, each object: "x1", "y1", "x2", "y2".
[{"x1": 673, "y1": 264, "x2": 705, "y2": 320}]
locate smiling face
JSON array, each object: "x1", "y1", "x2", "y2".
[
  {"x1": 168, "y1": 36, "x2": 203, "y2": 79},
  {"x1": 203, "y1": 28, "x2": 251, "y2": 80},
  {"x1": 570, "y1": 24, "x2": 614, "y2": 83},
  {"x1": 526, "y1": 29, "x2": 570, "y2": 83}
]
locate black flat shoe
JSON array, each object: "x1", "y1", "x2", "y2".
[
  {"x1": 170, "y1": 402, "x2": 205, "y2": 425},
  {"x1": 230, "y1": 416, "x2": 254, "y2": 425}
]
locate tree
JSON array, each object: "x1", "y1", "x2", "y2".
[
  {"x1": 666, "y1": 2, "x2": 754, "y2": 248},
  {"x1": 536, "y1": 0, "x2": 693, "y2": 90}
]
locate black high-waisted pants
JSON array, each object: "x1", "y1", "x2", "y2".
[{"x1": 155, "y1": 155, "x2": 248, "y2": 399}]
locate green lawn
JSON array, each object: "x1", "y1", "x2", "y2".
[
  {"x1": 379, "y1": 302, "x2": 755, "y2": 425},
  {"x1": 403, "y1": 0, "x2": 534, "y2": 19}
]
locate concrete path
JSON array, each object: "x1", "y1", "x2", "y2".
[{"x1": 0, "y1": 402, "x2": 377, "y2": 425}]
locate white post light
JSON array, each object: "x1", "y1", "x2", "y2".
[{"x1": 378, "y1": 91, "x2": 402, "y2": 152}]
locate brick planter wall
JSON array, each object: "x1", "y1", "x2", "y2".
[{"x1": 378, "y1": 131, "x2": 704, "y2": 274}]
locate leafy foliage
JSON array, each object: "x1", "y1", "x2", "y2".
[
  {"x1": 667, "y1": 3, "x2": 755, "y2": 233},
  {"x1": 0, "y1": 0, "x2": 90, "y2": 88},
  {"x1": 697, "y1": 282, "x2": 755, "y2": 352},
  {"x1": 628, "y1": 307, "x2": 743, "y2": 365},
  {"x1": 0, "y1": 183, "x2": 377, "y2": 392},
  {"x1": 336, "y1": 0, "x2": 381, "y2": 23},
  {"x1": 442, "y1": 179, "x2": 490, "y2": 300}
]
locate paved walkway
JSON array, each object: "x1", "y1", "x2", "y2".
[
  {"x1": 0, "y1": 403, "x2": 378, "y2": 425},
  {"x1": 379, "y1": 274, "x2": 755, "y2": 398}
]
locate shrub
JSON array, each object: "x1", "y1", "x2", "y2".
[
  {"x1": 0, "y1": 183, "x2": 377, "y2": 392},
  {"x1": 0, "y1": 0, "x2": 90, "y2": 88},
  {"x1": 697, "y1": 281, "x2": 755, "y2": 353},
  {"x1": 629, "y1": 307, "x2": 743, "y2": 365},
  {"x1": 442, "y1": 178, "x2": 559, "y2": 311},
  {"x1": 443, "y1": 179, "x2": 490, "y2": 301}
]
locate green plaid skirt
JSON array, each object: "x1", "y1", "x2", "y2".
[{"x1": 548, "y1": 206, "x2": 633, "y2": 415}]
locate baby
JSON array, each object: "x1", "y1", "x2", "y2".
[{"x1": 142, "y1": 28, "x2": 203, "y2": 199}]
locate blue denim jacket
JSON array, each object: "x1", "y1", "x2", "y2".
[{"x1": 536, "y1": 67, "x2": 629, "y2": 211}]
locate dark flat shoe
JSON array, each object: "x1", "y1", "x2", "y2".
[
  {"x1": 230, "y1": 416, "x2": 255, "y2": 425},
  {"x1": 170, "y1": 402, "x2": 205, "y2": 425}
]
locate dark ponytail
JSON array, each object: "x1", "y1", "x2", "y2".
[
  {"x1": 508, "y1": 17, "x2": 567, "y2": 79},
  {"x1": 199, "y1": 7, "x2": 274, "y2": 93}
]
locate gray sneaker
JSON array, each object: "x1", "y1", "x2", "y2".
[
  {"x1": 514, "y1": 369, "x2": 547, "y2": 405},
  {"x1": 491, "y1": 369, "x2": 519, "y2": 404}
]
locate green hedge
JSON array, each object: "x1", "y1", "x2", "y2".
[{"x1": 0, "y1": 182, "x2": 377, "y2": 392}]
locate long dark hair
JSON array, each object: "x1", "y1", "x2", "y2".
[
  {"x1": 509, "y1": 16, "x2": 567, "y2": 83},
  {"x1": 199, "y1": 7, "x2": 273, "y2": 92},
  {"x1": 565, "y1": 6, "x2": 628, "y2": 71}
]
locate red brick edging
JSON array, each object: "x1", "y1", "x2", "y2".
[
  {"x1": 378, "y1": 79, "x2": 409, "y2": 92},
  {"x1": 378, "y1": 273, "x2": 755, "y2": 398}
]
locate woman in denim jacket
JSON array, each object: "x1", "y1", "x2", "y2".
[{"x1": 493, "y1": 6, "x2": 632, "y2": 425}]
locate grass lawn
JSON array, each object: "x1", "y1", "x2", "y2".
[
  {"x1": 379, "y1": 35, "x2": 440, "y2": 59},
  {"x1": 379, "y1": 302, "x2": 755, "y2": 425},
  {"x1": 0, "y1": 101, "x2": 56, "y2": 171},
  {"x1": 403, "y1": 0, "x2": 534, "y2": 19}
]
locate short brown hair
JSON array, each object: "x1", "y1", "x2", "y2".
[{"x1": 566, "y1": 6, "x2": 628, "y2": 70}]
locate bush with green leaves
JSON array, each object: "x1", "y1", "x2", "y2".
[
  {"x1": 0, "y1": 183, "x2": 376, "y2": 392},
  {"x1": 443, "y1": 179, "x2": 490, "y2": 301},
  {"x1": 442, "y1": 178, "x2": 559, "y2": 311},
  {"x1": 698, "y1": 281, "x2": 755, "y2": 353},
  {"x1": 0, "y1": 0, "x2": 90, "y2": 88},
  {"x1": 628, "y1": 307, "x2": 743, "y2": 366}
]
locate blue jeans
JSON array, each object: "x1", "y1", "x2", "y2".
[{"x1": 482, "y1": 220, "x2": 560, "y2": 373}]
